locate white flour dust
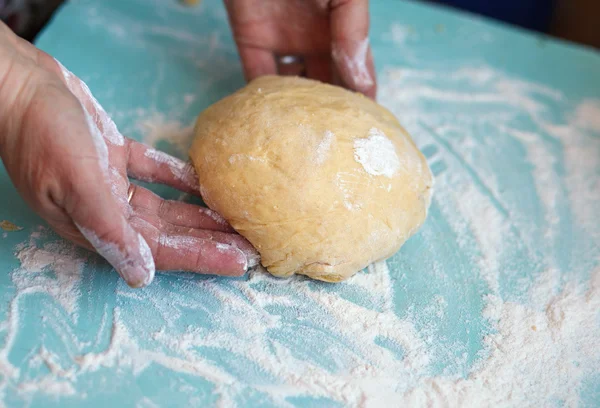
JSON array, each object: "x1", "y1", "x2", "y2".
[
  {"x1": 142, "y1": 147, "x2": 196, "y2": 189},
  {"x1": 353, "y1": 128, "x2": 401, "y2": 178},
  {"x1": 0, "y1": 63, "x2": 599, "y2": 407},
  {"x1": 399, "y1": 266, "x2": 600, "y2": 407},
  {"x1": 14, "y1": 238, "x2": 84, "y2": 318},
  {"x1": 331, "y1": 38, "x2": 374, "y2": 90},
  {"x1": 135, "y1": 112, "x2": 195, "y2": 158},
  {"x1": 315, "y1": 130, "x2": 335, "y2": 165}
]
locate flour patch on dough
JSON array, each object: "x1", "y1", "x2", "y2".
[
  {"x1": 229, "y1": 154, "x2": 267, "y2": 165},
  {"x1": 354, "y1": 128, "x2": 401, "y2": 178},
  {"x1": 315, "y1": 130, "x2": 336, "y2": 165}
]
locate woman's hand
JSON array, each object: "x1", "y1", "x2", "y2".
[
  {"x1": 0, "y1": 22, "x2": 258, "y2": 287},
  {"x1": 225, "y1": 0, "x2": 377, "y2": 98}
]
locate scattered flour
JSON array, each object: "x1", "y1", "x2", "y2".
[
  {"x1": 389, "y1": 23, "x2": 413, "y2": 45},
  {"x1": 571, "y1": 99, "x2": 600, "y2": 133},
  {"x1": 135, "y1": 112, "x2": 195, "y2": 158},
  {"x1": 0, "y1": 64, "x2": 599, "y2": 407},
  {"x1": 14, "y1": 240, "x2": 84, "y2": 318},
  {"x1": 401, "y1": 266, "x2": 600, "y2": 407}
]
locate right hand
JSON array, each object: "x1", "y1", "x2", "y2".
[
  {"x1": 225, "y1": 0, "x2": 377, "y2": 98},
  {"x1": 0, "y1": 22, "x2": 259, "y2": 288}
]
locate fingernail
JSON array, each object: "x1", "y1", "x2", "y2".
[
  {"x1": 216, "y1": 243, "x2": 250, "y2": 276},
  {"x1": 231, "y1": 245, "x2": 250, "y2": 275},
  {"x1": 120, "y1": 234, "x2": 155, "y2": 288},
  {"x1": 224, "y1": 240, "x2": 261, "y2": 271}
]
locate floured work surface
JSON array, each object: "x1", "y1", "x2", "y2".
[{"x1": 0, "y1": 0, "x2": 599, "y2": 406}]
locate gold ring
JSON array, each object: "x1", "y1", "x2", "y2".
[{"x1": 127, "y1": 185, "x2": 135, "y2": 203}]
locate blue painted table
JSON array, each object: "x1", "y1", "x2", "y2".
[{"x1": 0, "y1": 0, "x2": 599, "y2": 406}]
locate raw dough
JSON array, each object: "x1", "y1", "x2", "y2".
[{"x1": 190, "y1": 76, "x2": 433, "y2": 282}]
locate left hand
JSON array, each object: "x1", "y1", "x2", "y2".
[
  {"x1": 224, "y1": 0, "x2": 377, "y2": 98},
  {"x1": 0, "y1": 22, "x2": 258, "y2": 287}
]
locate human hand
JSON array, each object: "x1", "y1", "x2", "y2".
[
  {"x1": 224, "y1": 0, "x2": 377, "y2": 98},
  {"x1": 0, "y1": 22, "x2": 258, "y2": 287}
]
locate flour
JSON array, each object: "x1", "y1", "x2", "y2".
[
  {"x1": 197, "y1": 206, "x2": 230, "y2": 228},
  {"x1": 570, "y1": 99, "x2": 600, "y2": 133},
  {"x1": 14, "y1": 239, "x2": 84, "y2": 318},
  {"x1": 1, "y1": 64, "x2": 600, "y2": 407},
  {"x1": 400, "y1": 268, "x2": 600, "y2": 407},
  {"x1": 17, "y1": 375, "x2": 77, "y2": 397},
  {"x1": 331, "y1": 38, "x2": 374, "y2": 89},
  {"x1": 228, "y1": 154, "x2": 267, "y2": 165},
  {"x1": 353, "y1": 128, "x2": 401, "y2": 178},
  {"x1": 314, "y1": 130, "x2": 335, "y2": 165},
  {"x1": 376, "y1": 63, "x2": 600, "y2": 406},
  {"x1": 143, "y1": 147, "x2": 195, "y2": 187},
  {"x1": 335, "y1": 171, "x2": 364, "y2": 211},
  {"x1": 389, "y1": 23, "x2": 414, "y2": 45},
  {"x1": 135, "y1": 112, "x2": 195, "y2": 158}
]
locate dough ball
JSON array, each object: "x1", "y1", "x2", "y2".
[{"x1": 190, "y1": 76, "x2": 432, "y2": 282}]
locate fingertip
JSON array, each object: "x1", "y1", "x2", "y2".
[
  {"x1": 77, "y1": 222, "x2": 156, "y2": 289},
  {"x1": 216, "y1": 244, "x2": 249, "y2": 277},
  {"x1": 123, "y1": 269, "x2": 153, "y2": 288},
  {"x1": 131, "y1": 233, "x2": 156, "y2": 287},
  {"x1": 112, "y1": 233, "x2": 155, "y2": 288},
  {"x1": 361, "y1": 82, "x2": 377, "y2": 100},
  {"x1": 364, "y1": 49, "x2": 378, "y2": 100},
  {"x1": 331, "y1": 38, "x2": 376, "y2": 97}
]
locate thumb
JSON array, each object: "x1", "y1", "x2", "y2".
[
  {"x1": 62, "y1": 107, "x2": 155, "y2": 288},
  {"x1": 73, "y1": 207, "x2": 155, "y2": 288},
  {"x1": 66, "y1": 154, "x2": 155, "y2": 288},
  {"x1": 50, "y1": 59, "x2": 155, "y2": 288},
  {"x1": 67, "y1": 144, "x2": 155, "y2": 288}
]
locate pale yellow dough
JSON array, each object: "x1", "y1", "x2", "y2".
[{"x1": 190, "y1": 76, "x2": 433, "y2": 282}]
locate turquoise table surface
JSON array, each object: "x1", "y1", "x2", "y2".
[{"x1": 0, "y1": 0, "x2": 599, "y2": 406}]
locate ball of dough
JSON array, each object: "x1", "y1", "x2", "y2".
[{"x1": 190, "y1": 76, "x2": 432, "y2": 282}]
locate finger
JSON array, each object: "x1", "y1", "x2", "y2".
[
  {"x1": 127, "y1": 184, "x2": 260, "y2": 268},
  {"x1": 305, "y1": 54, "x2": 333, "y2": 84},
  {"x1": 129, "y1": 217, "x2": 249, "y2": 276},
  {"x1": 158, "y1": 223, "x2": 260, "y2": 269},
  {"x1": 126, "y1": 139, "x2": 198, "y2": 195},
  {"x1": 330, "y1": 0, "x2": 377, "y2": 98},
  {"x1": 127, "y1": 184, "x2": 234, "y2": 232},
  {"x1": 71, "y1": 194, "x2": 155, "y2": 288},
  {"x1": 66, "y1": 161, "x2": 155, "y2": 288},
  {"x1": 237, "y1": 45, "x2": 277, "y2": 81}
]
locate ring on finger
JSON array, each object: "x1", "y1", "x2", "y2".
[
  {"x1": 127, "y1": 184, "x2": 135, "y2": 204},
  {"x1": 276, "y1": 55, "x2": 306, "y2": 77}
]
